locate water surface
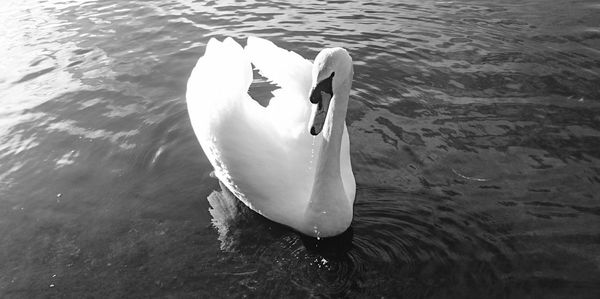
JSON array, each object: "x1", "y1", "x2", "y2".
[{"x1": 1, "y1": 0, "x2": 599, "y2": 297}]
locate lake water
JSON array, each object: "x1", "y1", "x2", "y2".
[{"x1": 1, "y1": 0, "x2": 599, "y2": 297}]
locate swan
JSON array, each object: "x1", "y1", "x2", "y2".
[{"x1": 186, "y1": 37, "x2": 355, "y2": 237}]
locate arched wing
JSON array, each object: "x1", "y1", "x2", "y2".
[
  {"x1": 245, "y1": 37, "x2": 315, "y2": 137},
  {"x1": 245, "y1": 36, "x2": 313, "y2": 95}
]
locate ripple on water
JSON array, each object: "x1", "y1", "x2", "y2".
[
  {"x1": 1, "y1": 0, "x2": 600, "y2": 298},
  {"x1": 204, "y1": 180, "x2": 514, "y2": 297}
]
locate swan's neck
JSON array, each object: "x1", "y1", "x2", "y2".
[
  {"x1": 303, "y1": 89, "x2": 352, "y2": 237},
  {"x1": 317, "y1": 93, "x2": 347, "y2": 179}
]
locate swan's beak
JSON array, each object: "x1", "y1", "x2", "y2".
[
  {"x1": 309, "y1": 73, "x2": 334, "y2": 136},
  {"x1": 309, "y1": 91, "x2": 331, "y2": 135}
]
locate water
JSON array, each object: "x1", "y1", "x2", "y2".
[{"x1": 1, "y1": 0, "x2": 599, "y2": 297}]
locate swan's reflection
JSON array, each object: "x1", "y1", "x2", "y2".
[
  {"x1": 207, "y1": 181, "x2": 353, "y2": 255},
  {"x1": 207, "y1": 182, "x2": 276, "y2": 251}
]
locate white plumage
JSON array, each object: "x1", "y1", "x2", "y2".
[{"x1": 186, "y1": 37, "x2": 355, "y2": 237}]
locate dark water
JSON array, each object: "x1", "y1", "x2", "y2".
[{"x1": 1, "y1": 0, "x2": 600, "y2": 297}]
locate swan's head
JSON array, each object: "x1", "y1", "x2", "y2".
[{"x1": 308, "y1": 48, "x2": 353, "y2": 136}]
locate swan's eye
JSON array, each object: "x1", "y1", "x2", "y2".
[{"x1": 309, "y1": 72, "x2": 335, "y2": 104}]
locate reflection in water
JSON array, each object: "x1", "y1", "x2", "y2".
[
  {"x1": 1, "y1": 0, "x2": 600, "y2": 297},
  {"x1": 208, "y1": 182, "x2": 354, "y2": 255},
  {"x1": 207, "y1": 181, "x2": 288, "y2": 252}
]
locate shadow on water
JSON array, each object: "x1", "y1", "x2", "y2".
[{"x1": 300, "y1": 228, "x2": 354, "y2": 257}]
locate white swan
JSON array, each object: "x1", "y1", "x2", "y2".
[{"x1": 186, "y1": 37, "x2": 355, "y2": 237}]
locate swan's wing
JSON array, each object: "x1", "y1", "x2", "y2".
[
  {"x1": 186, "y1": 37, "x2": 310, "y2": 229},
  {"x1": 245, "y1": 36, "x2": 312, "y2": 95},
  {"x1": 245, "y1": 37, "x2": 314, "y2": 137},
  {"x1": 187, "y1": 38, "x2": 254, "y2": 111},
  {"x1": 245, "y1": 37, "x2": 323, "y2": 203}
]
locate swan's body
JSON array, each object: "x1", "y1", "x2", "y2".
[{"x1": 186, "y1": 37, "x2": 355, "y2": 237}]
